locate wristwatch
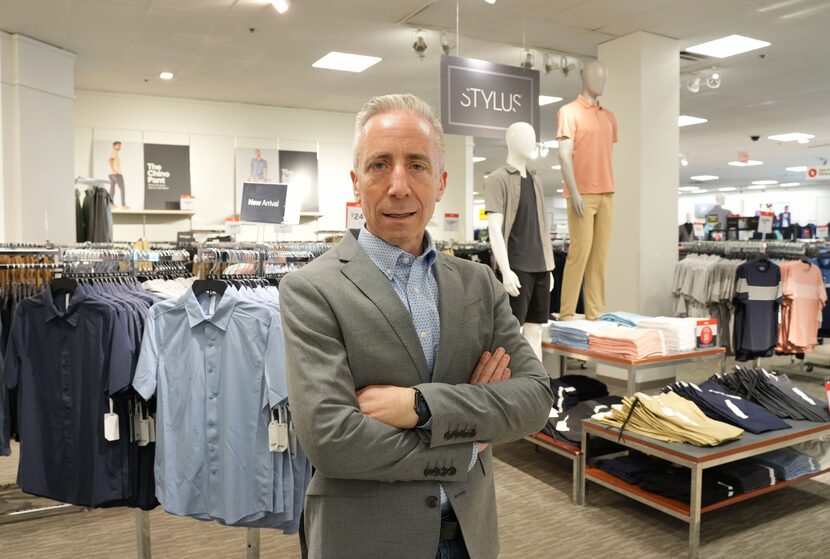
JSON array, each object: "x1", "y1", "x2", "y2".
[{"x1": 413, "y1": 389, "x2": 432, "y2": 427}]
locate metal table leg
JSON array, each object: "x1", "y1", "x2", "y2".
[
  {"x1": 577, "y1": 430, "x2": 588, "y2": 506},
  {"x1": 689, "y1": 464, "x2": 703, "y2": 559},
  {"x1": 136, "y1": 509, "x2": 152, "y2": 559},
  {"x1": 247, "y1": 527, "x2": 261, "y2": 559},
  {"x1": 627, "y1": 365, "x2": 636, "y2": 395},
  {"x1": 571, "y1": 455, "x2": 580, "y2": 504},
  {"x1": 560, "y1": 353, "x2": 567, "y2": 376}
]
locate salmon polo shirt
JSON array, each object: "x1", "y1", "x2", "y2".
[{"x1": 556, "y1": 94, "x2": 617, "y2": 197}]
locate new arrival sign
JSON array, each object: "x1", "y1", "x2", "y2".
[
  {"x1": 240, "y1": 182, "x2": 288, "y2": 224},
  {"x1": 440, "y1": 55, "x2": 540, "y2": 140}
]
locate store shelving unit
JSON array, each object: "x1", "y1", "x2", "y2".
[
  {"x1": 579, "y1": 418, "x2": 830, "y2": 559},
  {"x1": 523, "y1": 432, "x2": 583, "y2": 503}
]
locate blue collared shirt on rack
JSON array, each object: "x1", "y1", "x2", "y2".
[
  {"x1": 356, "y1": 227, "x2": 478, "y2": 511},
  {"x1": 133, "y1": 286, "x2": 288, "y2": 525}
]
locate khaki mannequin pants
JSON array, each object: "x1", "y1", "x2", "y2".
[{"x1": 560, "y1": 193, "x2": 613, "y2": 320}]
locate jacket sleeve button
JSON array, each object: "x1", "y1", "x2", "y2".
[{"x1": 426, "y1": 496, "x2": 439, "y2": 508}]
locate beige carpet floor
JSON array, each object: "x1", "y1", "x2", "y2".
[{"x1": 1, "y1": 355, "x2": 829, "y2": 558}]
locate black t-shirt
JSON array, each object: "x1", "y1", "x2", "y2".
[{"x1": 507, "y1": 174, "x2": 546, "y2": 272}]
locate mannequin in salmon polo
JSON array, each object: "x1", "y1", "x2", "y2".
[
  {"x1": 485, "y1": 122, "x2": 555, "y2": 360},
  {"x1": 557, "y1": 60, "x2": 617, "y2": 321}
]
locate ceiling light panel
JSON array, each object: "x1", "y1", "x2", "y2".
[
  {"x1": 718, "y1": 187, "x2": 737, "y2": 192},
  {"x1": 678, "y1": 115, "x2": 708, "y2": 127},
  {"x1": 679, "y1": 186, "x2": 700, "y2": 191},
  {"x1": 690, "y1": 175, "x2": 719, "y2": 181},
  {"x1": 768, "y1": 132, "x2": 814, "y2": 142},
  {"x1": 786, "y1": 166, "x2": 807, "y2": 172},
  {"x1": 551, "y1": 165, "x2": 561, "y2": 170},
  {"x1": 780, "y1": 182, "x2": 800, "y2": 187},
  {"x1": 686, "y1": 35, "x2": 771, "y2": 58},
  {"x1": 539, "y1": 95, "x2": 563, "y2": 106},
  {"x1": 747, "y1": 185, "x2": 769, "y2": 190},
  {"x1": 312, "y1": 52, "x2": 382, "y2": 73},
  {"x1": 728, "y1": 160, "x2": 763, "y2": 167},
  {"x1": 159, "y1": 71, "x2": 174, "y2": 80},
  {"x1": 542, "y1": 140, "x2": 559, "y2": 149},
  {"x1": 751, "y1": 180, "x2": 778, "y2": 185},
  {"x1": 473, "y1": 156, "x2": 486, "y2": 163}
]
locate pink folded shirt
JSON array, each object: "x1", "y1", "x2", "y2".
[{"x1": 588, "y1": 328, "x2": 667, "y2": 359}]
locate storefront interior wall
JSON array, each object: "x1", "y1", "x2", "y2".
[{"x1": 677, "y1": 187, "x2": 830, "y2": 225}]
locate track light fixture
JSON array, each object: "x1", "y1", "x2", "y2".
[
  {"x1": 679, "y1": 153, "x2": 689, "y2": 167},
  {"x1": 686, "y1": 74, "x2": 701, "y2": 93},
  {"x1": 684, "y1": 68, "x2": 721, "y2": 93},
  {"x1": 520, "y1": 49, "x2": 534, "y2": 70},
  {"x1": 440, "y1": 31, "x2": 455, "y2": 55},
  {"x1": 412, "y1": 30, "x2": 427, "y2": 59},
  {"x1": 706, "y1": 71, "x2": 721, "y2": 89}
]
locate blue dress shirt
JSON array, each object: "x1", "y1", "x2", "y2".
[{"x1": 133, "y1": 287, "x2": 287, "y2": 524}]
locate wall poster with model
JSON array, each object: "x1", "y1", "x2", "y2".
[{"x1": 93, "y1": 138, "x2": 144, "y2": 209}]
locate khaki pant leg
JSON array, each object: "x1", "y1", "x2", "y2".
[
  {"x1": 583, "y1": 193, "x2": 614, "y2": 320},
  {"x1": 560, "y1": 195, "x2": 601, "y2": 320}
]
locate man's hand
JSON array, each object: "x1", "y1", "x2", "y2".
[
  {"x1": 469, "y1": 347, "x2": 512, "y2": 384},
  {"x1": 356, "y1": 385, "x2": 418, "y2": 429}
]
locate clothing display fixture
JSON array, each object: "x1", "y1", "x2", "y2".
[
  {"x1": 587, "y1": 327, "x2": 666, "y2": 359},
  {"x1": 733, "y1": 257, "x2": 782, "y2": 361},
  {"x1": 776, "y1": 259, "x2": 826, "y2": 354},
  {"x1": 77, "y1": 185, "x2": 114, "y2": 242},
  {"x1": 133, "y1": 281, "x2": 310, "y2": 532},
  {"x1": 557, "y1": 60, "x2": 617, "y2": 321},
  {"x1": 548, "y1": 319, "x2": 620, "y2": 350}
]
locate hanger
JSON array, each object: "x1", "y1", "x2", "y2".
[
  {"x1": 50, "y1": 276, "x2": 78, "y2": 295},
  {"x1": 192, "y1": 278, "x2": 227, "y2": 296}
]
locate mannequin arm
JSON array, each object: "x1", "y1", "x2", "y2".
[
  {"x1": 558, "y1": 138, "x2": 584, "y2": 218},
  {"x1": 487, "y1": 213, "x2": 521, "y2": 297}
]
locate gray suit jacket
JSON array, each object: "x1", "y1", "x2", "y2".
[{"x1": 280, "y1": 233, "x2": 552, "y2": 559}]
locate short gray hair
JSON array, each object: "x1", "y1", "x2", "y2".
[{"x1": 352, "y1": 93, "x2": 445, "y2": 170}]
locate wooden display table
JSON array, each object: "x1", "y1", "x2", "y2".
[
  {"x1": 523, "y1": 433, "x2": 583, "y2": 503},
  {"x1": 542, "y1": 342, "x2": 726, "y2": 395},
  {"x1": 579, "y1": 418, "x2": 830, "y2": 559}
]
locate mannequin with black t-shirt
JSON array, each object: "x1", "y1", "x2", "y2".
[
  {"x1": 679, "y1": 212, "x2": 695, "y2": 242},
  {"x1": 485, "y1": 122, "x2": 554, "y2": 360}
]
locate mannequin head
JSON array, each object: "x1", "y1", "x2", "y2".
[
  {"x1": 686, "y1": 212, "x2": 693, "y2": 223},
  {"x1": 505, "y1": 122, "x2": 538, "y2": 163},
  {"x1": 715, "y1": 193, "x2": 725, "y2": 206},
  {"x1": 581, "y1": 61, "x2": 608, "y2": 99}
]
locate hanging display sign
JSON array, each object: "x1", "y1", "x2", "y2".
[
  {"x1": 693, "y1": 223, "x2": 705, "y2": 238},
  {"x1": 817, "y1": 225, "x2": 829, "y2": 239},
  {"x1": 345, "y1": 202, "x2": 365, "y2": 230},
  {"x1": 806, "y1": 165, "x2": 830, "y2": 181},
  {"x1": 444, "y1": 212, "x2": 460, "y2": 232},
  {"x1": 757, "y1": 211, "x2": 774, "y2": 234},
  {"x1": 143, "y1": 144, "x2": 191, "y2": 210},
  {"x1": 440, "y1": 55, "x2": 540, "y2": 140},
  {"x1": 240, "y1": 182, "x2": 288, "y2": 224}
]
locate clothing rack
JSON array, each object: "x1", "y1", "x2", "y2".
[{"x1": 680, "y1": 240, "x2": 829, "y2": 259}]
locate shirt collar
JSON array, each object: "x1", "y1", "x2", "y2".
[
  {"x1": 357, "y1": 226, "x2": 437, "y2": 280},
  {"x1": 43, "y1": 283, "x2": 88, "y2": 326},
  {"x1": 503, "y1": 164, "x2": 535, "y2": 177},
  {"x1": 577, "y1": 94, "x2": 602, "y2": 110},
  {"x1": 182, "y1": 287, "x2": 240, "y2": 331}
]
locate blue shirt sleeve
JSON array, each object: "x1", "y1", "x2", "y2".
[
  {"x1": 133, "y1": 311, "x2": 159, "y2": 400},
  {"x1": 264, "y1": 308, "x2": 288, "y2": 409}
]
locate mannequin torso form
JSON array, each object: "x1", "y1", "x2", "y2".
[{"x1": 486, "y1": 122, "x2": 553, "y2": 360}]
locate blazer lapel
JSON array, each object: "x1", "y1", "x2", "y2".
[
  {"x1": 432, "y1": 255, "x2": 464, "y2": 383},
  {"x1": 337, "y1": 235, "x2": 431, "y2": 383}
]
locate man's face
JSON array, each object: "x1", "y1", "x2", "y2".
[
  {"x1": 255, "y1": 149, "x2": 261, "y2": 159},
  {"x1": 351, "y1": 110, "x2": 447, "y2": 256},
  {"x1": 114, "y1": 143, "x2": 121, "y2": 151}
]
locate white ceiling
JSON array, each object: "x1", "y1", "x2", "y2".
[{"x1": 2, "y1": 0, "x2": 830, "y2": 198}]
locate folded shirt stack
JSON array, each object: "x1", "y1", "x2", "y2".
[
  {"x1": 639, "y1": 467, "x2": 736, "y2": 507},
  {"x1": 707, "y1": 461, "x2": 777, "y2": 493},
  {"x1": 746, "y1": 448, "x2": 819, "y2": 481},
  {"x1": 545, "y1": 395, "x2": 623, "y2": 444},
  {"x1": 664, "y1": 380, "x2": 791, "y2": 434},
  {"x1": 598, "y1": 311, "x2": 650, "y2": 328},
  {"x1": 712, "y1": 367, "x2": 830, "y2": 423},
  {"x1": 549, "y1": 320, "x2": 621, "y2": 350},
  {"x1": 791, "y1": 436, "x2": 830, "y2": 470},
  {"x1": 592, "y1": 391, "x2": 744, "y2": 446},
  {"x1": 637, "y1": 317, "x2": 699, "y2": 352},
  {"x1": 588, "y1": 327, "x2": 667, "y2": 359},
  {"x1": 597, "y1": 453, "x2": 668, "y2": 484}
]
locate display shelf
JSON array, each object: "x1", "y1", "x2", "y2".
[
  {"x1": 585, "y1": 466, "x2": 830, "y2": 518},
  {"x1": 543, "y1": 342, "x2": 726, "y2": 395},
  {"x1": 112, "y1": 209, "x2": 195, "y2": 217},
  {"x1": 580, "y1": 418, "x2": 830, "y2": 558},
  {"x1": 524, "y1": 432, "x2": 582, "y2": 503}
]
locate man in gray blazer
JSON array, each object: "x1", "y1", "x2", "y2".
[{"x1": 280, "y1": 94, "x2": 552, "y2": 559}]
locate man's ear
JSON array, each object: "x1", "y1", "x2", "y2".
[{"x1": 350, "y1": 170, "x2": 360, "y2": 201}]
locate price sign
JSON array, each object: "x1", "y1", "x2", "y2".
[
  {"x1": 696, "y1": 319, "x2": 718, "y2": 349},
  {"x1": 346, "y1": 202, "x2": 365, "y2": 230},
  {"x1": 444, "y1": 212, "x2": 460, "y2": 232},
  {"x1": 757, "y1": 211, "x2": 774, "y2": 234},
  {"x1": 817, "y1": 225, "x2": 829, "y2": 239},
  {"x1": 693, "y1": 223, "x2": 704, "y2": 238}
]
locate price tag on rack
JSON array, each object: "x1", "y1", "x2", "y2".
[
  {"x1": 693, "y1": 223, "x2": 705, "y2": 238},
  {"x1": 757, "y1": 212, "x2": 774, "y2": 234},
  {"x1": 817, "y1": 225, "x2": 829, "y2": 239},
  {"x1": 346, "y1": 202, "x2": 365, "y2": 230}
]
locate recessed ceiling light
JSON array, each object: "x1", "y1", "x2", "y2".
[
  {"x1": 780, "y1": 182, "x2": 800, "y2": 187},
  {"x1": 542, "y1": 140, "x2": 559, "y2": 149},
  {"x1": 484, "y1": 0, "x2": 497, "y2": 4},
  {"x1": 691, "y1": 175, "x2": 719, "y2": 181},
  {"x1": 768, "y1": 132, "x2": 814, "y2": 142},
  {"x1": 686, "y1": 35, "x2": 771, "y2": 58},
  {"x1": 556, "y1": 189, "x2": 563, "y2": 193},
  {"x1": 551, "y1": 165, "x2": 561, "y2": 170},
  {"x1": 678, "y1": 115, "x2": 708, "y2": 127},
  {"x1": 752, "y1": 180, "x2": 778, "y2": 185},
  {"x1": 747, "y1": 185, "x2": 769, "y2": 190},
  {"x1": 786, "y1": 166, "x2": 807, "y2": 172},
  {"x1": 271, "y1": 0, "x2": 290, "y2": 13},
  {"x1": 679, "y1": 186, "x2": 700, "y2": 191},
  {"x1": 312, "y1": 52, "x2": 382, "y2": 73},
  {"x1": 728, "y1": 160, "x2": 763, "y2": 167},
  {"x1": 718, "y1": 187, "x2": 737, "y2": 192},
  {"x1": 159, "y1": 71, "x2": 174, "y2": 80},
  {"x1": 539, "y1": 95, "x2": 563, "y2": 106},
  {"x1": 473, "y1": 156, "x2": 486, "y2": 163}
]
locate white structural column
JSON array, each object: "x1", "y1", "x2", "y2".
[
  {"x1": 430, "y1": 133, "x2": 474, "y2": 243},
  {"x1": 598, "y1": 31, "x2": 679, "y2": 317},
  {"x1": 0, "y1": 33, "x2": 76, "y2": 242}
]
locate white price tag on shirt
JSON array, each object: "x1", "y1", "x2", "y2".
[{"x1": 104, "y1": 398, "x2": 120, "y2": 442}]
